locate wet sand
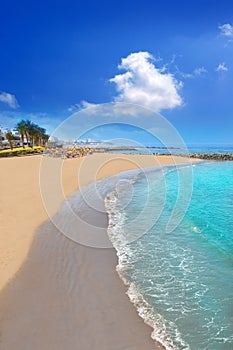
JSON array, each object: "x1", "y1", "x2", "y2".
[{"x1": 0, "y1": 153, "x2": 199, "y2": 349}]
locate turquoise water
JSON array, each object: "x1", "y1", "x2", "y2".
[
  {"x1": 106, "y1": 162, "x2": 233, "y2": 349},
  {"x1": 107, "y1": 146, "x2": 233, "y2": 155}
]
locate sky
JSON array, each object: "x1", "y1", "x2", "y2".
[{"x1": 0, "y1": 0, "x2": 233, "y2": 145}]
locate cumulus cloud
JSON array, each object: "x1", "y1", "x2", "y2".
[
  {"x1": 216, "y1": 63, "x2": 228, "y2": 72},
  {"x1": 219, "y1": 23, "x2": 233, "y2": 37},
  {"x1": 109, "y1": 52, "x2": 183, "y2": 112},
  {"x1": 0, "y1": 91, "x2": 19, "y2": 109}
]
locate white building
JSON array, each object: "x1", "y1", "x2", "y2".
[{"x1": 0, "y1": 126, "x2": 21, "y2": 146}]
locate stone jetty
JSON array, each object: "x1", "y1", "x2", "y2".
[
  {"x1": 188, "y1": 153, "x2": 233, "y2": 161},
  {"x1": 155, "y1": 152, "x2": 233, "y2": 161}
]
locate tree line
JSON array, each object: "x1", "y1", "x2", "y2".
[{"x1": 5, "y1": 120, "x2": 49, "y2": 149}]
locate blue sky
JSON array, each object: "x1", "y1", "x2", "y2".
[{"x1": 0, "y1": 0, "x2": 233, "y2": 145}]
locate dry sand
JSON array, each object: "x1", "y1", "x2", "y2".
[{"x1": 0, "y1": 153, "x2": 200, "y2": 350}]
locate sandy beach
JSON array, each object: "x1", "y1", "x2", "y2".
[{"x1": 0, "y1": 153, "x2": 199, "y2": 350}]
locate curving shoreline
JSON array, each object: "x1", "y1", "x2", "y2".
[{"x1": 0, "y1": 153, "x2": 200, "y2": 350}]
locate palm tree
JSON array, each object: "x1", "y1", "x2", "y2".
[
  {"x1": 24, "y1": 120, "x2": 33, "y2": 146},
  {"x1": 0, "y1": 128, "x2": 2, "y2": 147},
  {"x1": 16, "y1": 119, "x2": 49, "y2": 148},
  {"x1": 27, "y1": 121, "x2": 38, "y2": 147},
  {"x1": 42, "y1": 134, "x2": 49, "y2": 146},
  {"x1": 5, "y1": 131, "x2": 14, "y2": 150},
  {"x1": 16, "y1": 120, "x2": 27, "y2": 148},
  {"x1": 38, "y1": 127, "x2": 46, "y2": 145}
]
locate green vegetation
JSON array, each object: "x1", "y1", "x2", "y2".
[
  {"x1": 5, "y1": 132, "x2": 15, "y2": 150},
  {"x1": 0, "y1": 146, "x2": 44, "y2": 157},
  {"x1": 0, "y1": 119, "x2": 49, "y2": 157},
  {"x1": 16, "y1": 119, "x2": 49, "y2": 147}
]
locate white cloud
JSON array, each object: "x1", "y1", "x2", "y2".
[
  {"x1": 68, "y1": 104, "x2": 79, "y2": 113},
  {"x1": 219, "y1": 23, "x2": 233, "y2": 37},
  {"x1": 215, "y1": 63, "x2": 228, "y2": 72},
  {"x1": 68, "y1": 100, "x2": 97, "y2": 113},
  {"x1": 177, "y1": 66, "x2": 207, "y2": 79},
  {"x1": 109, "y1": 52, "x2": 183, "y2": 112},
  {"x1": 0, "y1": 91, "x2": 19, "y2": 109},
  {"x1": 193, "y1": 67, "x2": 208, "y2": 76}
]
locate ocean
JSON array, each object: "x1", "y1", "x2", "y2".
[
  {"x1": 107, "y1": 145, "x2": 233, "y2": 155},
  {"x1": 105, "y1": 161, "x2": 233, "y2": 350}
]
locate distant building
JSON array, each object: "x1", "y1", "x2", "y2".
[
  {"x1": 0, "y1": 126, "x2": 21, "y2": 146},
  {"x1": 11, "y1": 128, "x2": 20, "y2": 139},
  {"x1": 0, "y1": 127, "x2": 8, "y2": 142}
]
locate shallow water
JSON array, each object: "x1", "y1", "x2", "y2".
[{"x1": 105, "y1": 161, "x2": 233, "y2": 350}]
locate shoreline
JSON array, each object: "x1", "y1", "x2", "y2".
[{"x1": 0, "y1": 153, "x2": 201, "y2": 350}]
